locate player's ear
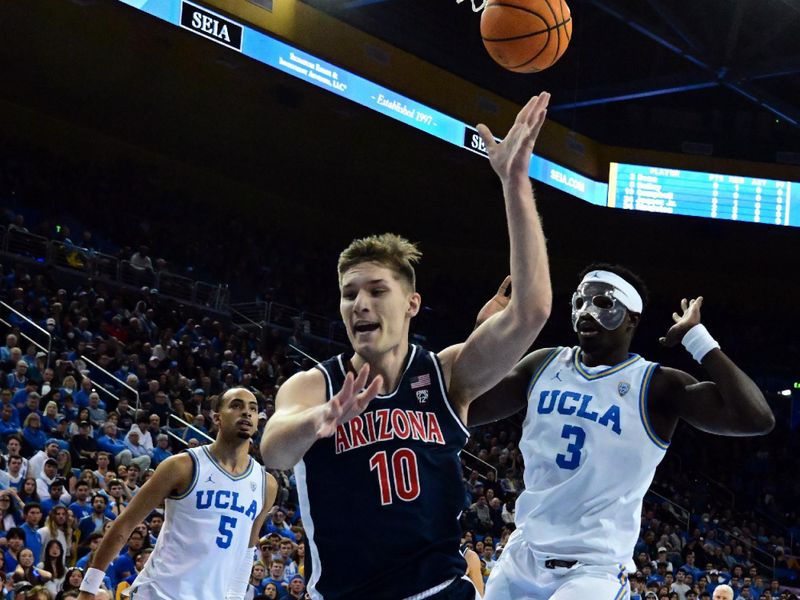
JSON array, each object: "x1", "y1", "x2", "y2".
[
  {"x1": 628, "y1": 312, "x2": 641, "y2": 330},
  {"x1": 407, "y1": 292, "x2": 421, "y2": 318}
]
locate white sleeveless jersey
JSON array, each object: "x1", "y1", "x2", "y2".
[
  {"x1": 129, "y1": 446, "x2": 266, "y2": 600},
  {"x1": 516, "y1": 346, "x2": 669, "y2": 571}
]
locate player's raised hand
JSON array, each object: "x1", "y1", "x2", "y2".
[
  {"x1": 659, "y1": 296, "x2": 704, "y2": 347},
  {"x1": 476, "y1": 92, "x2": 550, "y2": 184},
  {"x1": 314, "y1": 363, "x2": 382, "y2": 439},
  {"x1": 475, "y1": 276, "x2": 511, "y2": 327}
]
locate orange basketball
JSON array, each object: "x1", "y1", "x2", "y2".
[{"x1": 481, "y1": 0, "x2": 573, "y2": 73}]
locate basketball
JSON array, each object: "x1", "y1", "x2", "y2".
[{"x1": 481, "y1": 0, "x2": 572, "y2": 73}]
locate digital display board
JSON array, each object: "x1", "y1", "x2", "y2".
[
  {"x1": 119, "y1": 0, "x2": 609, "y2": 206},
  {"x1": 609, "y1": 163, "x2": 797, "y2": 227}
]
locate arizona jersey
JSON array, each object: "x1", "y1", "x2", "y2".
[
  {"x1": 129, "y1": 446, "x2": 266, "y2": 600},
  {"x1": 296, "y1": 345, "x2": 469, "y2": 599},
  {"x1": 516, "y1": 346, "x2": 667, "y2": 571}
]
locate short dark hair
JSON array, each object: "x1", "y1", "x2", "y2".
[
  {"x1": 211, "y1": 387, "x2": 252, "y2": 412},
  {"x1": 91, "y1": 493, "x2": 107, "y2": 504},
  {"x1": 578, "y1": 262, "x2": 649, "y2": 312},
  {"x1": 23, "y1": 503, "x2": 41, "y2": 515},
  {"x1": 6, "y1": 527, "x2": 25, "y2": 540}
]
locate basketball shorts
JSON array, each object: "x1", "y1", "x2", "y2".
[{"x1": 483, "y1": 530, "x2": 629, "y2": 600}]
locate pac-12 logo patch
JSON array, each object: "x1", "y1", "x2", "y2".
[
  {"x1": 618, "y1": 382, "x2": 631, "y2": 396},
  {"x1": 416, "y1": 389, "x2": 429, "y2": 404},
  {"x1": 250, "y1": 482, "x2": 257, "y2": 492}
]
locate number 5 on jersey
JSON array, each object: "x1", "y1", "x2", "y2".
[{"x1": 369, "y1": 448, "x2": 420, "y2": 505}]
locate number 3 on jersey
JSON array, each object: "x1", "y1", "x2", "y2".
[
  {"x1": 556, "y1": 424, "x2": 586, "y2": 470},
  {"x1": 369, "y1": 448, "x2": 421, "y2": 505}
]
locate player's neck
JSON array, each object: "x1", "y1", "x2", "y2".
[
  {"x1": 208, "y1": 437, "x2": 251, "y2": 473},
  {"x1": 351, "y1": 340, "x2": 411, "y2": 395},
  {"x1": 580, "y1": 346, "x2": 630, "y2": 367}
]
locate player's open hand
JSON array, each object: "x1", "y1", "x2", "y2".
[
  {"x1": 659, "y1": 296, "x2": 703, "y2": 347},
  {"x1": 315, "y1": 364, "x2": 382, "y2": 439},
  {"x1": 476, "y1": 92, "x2": 550, "y2": 185},
  {"x1": 475, "y1": 276, "x2": 511, "y2": 327}
]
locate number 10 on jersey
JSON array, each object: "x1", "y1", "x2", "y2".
[{"x1": 369, "y1": 448, "x2": 421, "y2": 505}]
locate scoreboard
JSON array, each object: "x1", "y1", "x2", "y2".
[{"x1": 608, "y1": 163, "x2": 797, "y2": 227}]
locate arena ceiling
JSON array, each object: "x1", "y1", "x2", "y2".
[{"x1": 305, "y1": 0, "x2": 800, "y2": 164}]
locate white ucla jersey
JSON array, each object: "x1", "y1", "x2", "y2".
[
  {"x1": 516, "y1": 346, "x2": 669, "y2": 571},
  {"x1": 129, "y1": 445, "x2": 266, "y2": 600}
]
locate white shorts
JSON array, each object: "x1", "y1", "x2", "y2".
[{"x1": 484, "y1": 531, "x2": 629, "y2": 600}]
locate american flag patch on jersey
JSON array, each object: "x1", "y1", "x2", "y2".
[{"x1": 410, "y1": 373, "x2": 431, "y2": 389}]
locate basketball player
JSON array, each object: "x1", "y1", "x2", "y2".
[
  {"x1": 260, "y1": 93, "x2": 553, "y2": 599},
  {"x1": 469, "y1": 264, "x2": 775, "y2": 600},
  {"x1": 77, "y1": 388, "x2": 277, "y2": 600}
]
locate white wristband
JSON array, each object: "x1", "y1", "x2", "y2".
[
  {"x1": 681, "y1": 323, "x2": 720, "y2": 363},
  {"x1": 79, "y1": 567, "x2": 105, "y2": 594}
]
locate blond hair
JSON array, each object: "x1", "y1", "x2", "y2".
[{"x1": 337, "y1": 233, "x2": 422, "y2": 291}]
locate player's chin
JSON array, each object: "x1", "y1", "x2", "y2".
[{"x1": 236, "y1": 431, "x2": 251, "y2": 440}]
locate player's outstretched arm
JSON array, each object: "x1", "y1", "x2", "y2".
[
  {"x1": 77, "y1": 454, "x2": 193, "y2": 600},
  {"x1": 652, "y1": 297, "x2": 775, "y2": 437},
  {"x1": 440, "y1": 93, "x2": 553, "y2": 410},
  {"x1": 260, "y1": 364, "x2": 382, "y2": 470}
]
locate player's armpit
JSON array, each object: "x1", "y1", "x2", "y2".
[{"x1": 465, "y1": 348, "x2": 554, "y2": 427}]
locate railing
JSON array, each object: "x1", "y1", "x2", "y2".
[
  {"x1": 81, "y1": 356, "x2": 141, "y2": 412},
  {"x1": 168, "y1": 413, "x2": 214, "y2": 444},
  {"x1": 0, "y1": 301, "x2": 52, "y2": 369},
  {"x1": 697, "y1": 470, "x2": 736, "y2": 509},
  {"x1": 0, "y1": 230, "x2": 229, "y2": 311},
  {"x1": 713, "y1": 524, "x2": 777, "y2": 577},
  {"x1": 645, "y1": 489, "x2": 692, "y2": 535},
  {"x1": 231, "y1": 301, "x2": 349, "y2": 350},
  {"x1": 461, "y1": 450, "x2": 498, "y2": 480}
]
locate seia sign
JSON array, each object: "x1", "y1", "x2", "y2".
[{"x1": 180, "y1": 1, "x2": 243, "y2": 51}]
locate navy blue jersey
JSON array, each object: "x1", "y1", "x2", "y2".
[{"x1": 296, "y1": 345, "x2": 470, "y2": 599}]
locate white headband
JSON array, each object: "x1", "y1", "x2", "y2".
[{"x1": 579, "y1": 270, "x2": 643, "y2": 313}]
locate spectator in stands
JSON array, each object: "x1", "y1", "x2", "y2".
[
  {"x1": 0, "y1": 404, "x2": 21, "y2": 439},
  {"x1": 70, "y1": 421, "x2": 97, "y2": 470},
  {"x1": 37, "y1": 506, "x2": 71, "y2": 567},
  {"x1": 21, "y1": 414, "x2": 46, "y2": 454},
  {"x1": 262, "y1": 559, "x2": 288, "y2": 597},
  {"x1": 96, "y1": 423, "x2": 149, "y2": 471},
  {"x1": 286, "y1": 574, "x2": 305, "y2": 599},
  {"x1": 7, "y1": 362, "x2": 28, "y2": 392},
  {"x1": 672, "y1": 568, "x2": 691, "y2": 600},
  {"x1": 129, "y1": 246, "x2": 153, "y2": 272},
  {"x1": 11, "y1": 547, "x2": 50, "y2": 587},
  {"x1": 712, "y1": 584, "x2": 734, "y2": 600},
  {"x1": 264, "y1": 508, "x2": 295, "y2": 541},
  {"x1": 123, "y1": 429, "x2": 151, "y2": 467},
  {"x1": 150, "y1": 434, "x2": 171, "y2": 467},
  {"x1": 40, "y1": 402, "x2": 61, "y2": 435},
  {"x1": 0, "y1": 335, "x2": 18, "y2": 363},
  {"x1": 77, "y1": 494, "x2": 112, "y2": 542},
  {"x1": 28, "y1": 441, "x2": 60, "y2": 481},
  {"x1": 39, "y1": 479, "x2": 67, "y2": 519},
  {"x1": 0, "y1": 489, "x2": 21, "y2": 529},
  {"x1": 113, "y1": 529, "x2": 144, "y2": 582},
  {"x1": 35, "y1": 461, "x2": 68, "y2": 503},
  {"x1": 18, "y1": 392, "x2": 42, "y2": 425},
  {"x1": 121, "y1": 463, "x2": 141, "y2": 498},
  {"x1": 105, "y1": 480, "x2": 126, "y2": 518},
  {"x1": 19, "y1": 478, "x2": 40, "y2": 504},
  {"x1": 58, "y1": 377, "x2": 77, "y2": 404},
  {"x1": 86, "y1": 393, "x2": 107, "y2": 428},
  {"x1": 67, "y1": 480, "x2": 91, "y2": 521},
  {"x1": 20, "y1": 504, "x2": 43, "y2": 563},
  {"x1": 148, "y1": 391, "x2": 169, "y2": 424},
  {"x1": 38, "y1": 539, "x2": 65, "y2": 595}
]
